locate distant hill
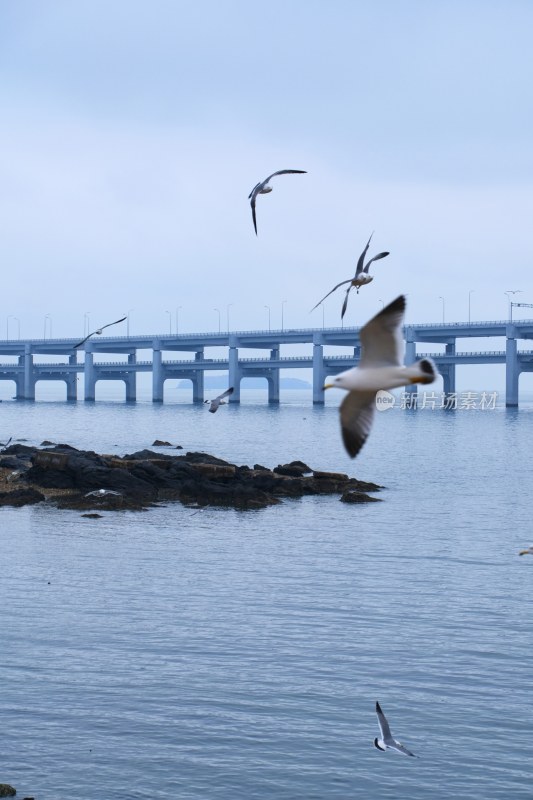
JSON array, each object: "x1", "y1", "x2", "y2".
[{"x1": 177, "y1": 376, "x2": 311, "y2": 389}]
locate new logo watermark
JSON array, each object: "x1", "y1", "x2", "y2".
[{"x1": 375, "y1": 391, "x2": 499, "y2": 411}]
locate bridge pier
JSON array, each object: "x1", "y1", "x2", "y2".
[
  {"x1": 192, "y1": 350, "x2": 205, "y2": 402},
  {"x1": 313, "y1": 343, "x2": 325, "y2": 404},
  {"x1": 152, "y1": 347, "x2": 164, "y2": 402},
  {"x1": 67, "y1": 354, "x2": 77, "y2": 401},
  {"x1": 228, "y1": 345, "x2": 242, "y2": 402},
  {"x1": 21, "y1": 347, "x2": 35, "y2": 400},
  {"x1": 126, "y1": 353, "x2": 137, "y2": 401},
  {"x1": 403, "y1": 334, "x2": 418, "y2": 399},
  {"x1": 268, "y1": 348, "x2": 280, "y2": 404},
  {"x1": 441, "y1": 342, "x2": 456, "y2": 397},
  {"x1": 84, "y1": 350, "x2": 95, "y2": 401},
  {"x1": 506, "y1": 334, "x2": 519, "y2": 407}
]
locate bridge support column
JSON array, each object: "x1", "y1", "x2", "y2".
[
  {"x1": 152, "y1": 348, "x2": 164, "y2": 402},
  {"x1": 268, "y1": 348, "x2": 280, "y2": 404},
  {"x1": 404, "y1": 334, "x2": 418, "y2": 400},
  {"x1": 84, "y1": 351, "x2": 95, "y2": 401},
  {"x1": 443, "y1": 342, "x2": 456, "y2": 396},
  {"x1": 20, "y1": 346, "x2": 35, "y2": 400},
  {"x1": 228, "y1": 346, "x2": 242, "y2": 402},
  {"x1": 192, "y1": 350, "x2": 205, "y2": 402},
  {"x1": 267, "y1": 372, "x2": 280, "y2": 404},
  {"x1": 66, "y1": 354, "x2": 77, "y2": 401},
  {"x1": 506, "y1": 336, "x2": 519, "y2": 407},
  {"x1": 126, "y1": 353, "x2": 137, "y2": 401},
  {"x1": 313, "y1": 343, "x2": 325, "y2": 404}
]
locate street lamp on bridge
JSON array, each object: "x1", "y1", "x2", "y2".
[
  {"x1": 226, "y1": 303, "x2": 233, "y2": 333},
  {"x1": 504, "y1": 290, "x2": 522, "y2": 321},
  {"x1": 438, "y1": 296, "x2": 445, "y2": 324},
  {"x1": 7, "y1": 315, "x2": 20, "y2": 340},
  {"x1": 176, "y1": 306, "x2": 182, "y2": 335},
  {"x1": 264, "y1": 305, "x2": 271, "y2": 331},
  {"x1": 281, "y1": 300, "x2": 287, "y2": 332},
  {"x1": 213, "y1": 308, "x2": 221, "y2": 333},
  {"x1": 44, "y1": 314, "x2": 52, "y2": 340},
  {"x1": 84, "y1": 311, "x2": 91, "y2": 337},
  {"x1": 165, "y1": 310, "x2": 172, "y2": 334},
  {"x1": 126, "y1": 309, "x2": 134, "y2": 337},
  {"x1": 468, "y1": 290, "x2": 475, "y2": 324}
]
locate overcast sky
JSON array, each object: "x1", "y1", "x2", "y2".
[{"x1": 1, "y1": 0, "x2": 532, "y2": 341}]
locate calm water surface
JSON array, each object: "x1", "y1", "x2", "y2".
[{"x1": 1, "y1": 390, "x2": 532, "y2": 798}]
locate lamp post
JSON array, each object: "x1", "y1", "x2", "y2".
[
  {"x1": 281, "y1": 300, "x2": 287, "y2": 332},
  {"x1": 264, "y1": 305, "x2": 271, "y2": 331},
  {"x1": 44, "y1": 314, "x2": 52, "y2": 339},
  {"x1": 438, "y1": 296, "x2": 445, "y2": 323},
  {"x1": 165, "y1": 310, "x2": 172, "y2": 334},
  {"x1": 84, "y1": 311, "x2": 91, "y2": 337},
  {"x1": 214, "y1": 308, "x2": 221, "y2": 333},
  {"x1": 468, "y1": 290, "x2": 475, "y2": 324},
  {"x1": 126, "y1": 309, "x2": 134, "y2": 337},
  {"x1": 226, "y1": 303, "x2": 233, "y2": 333},
  {"x1": 176, "y1": 306, "x2": 182, "y2": 335},
  {"x1": 7, "y1": 315, "x2": 20, "y2": 340},
  {"x1": 504, "y1": 290, "x2": 522, "y2": 321}
]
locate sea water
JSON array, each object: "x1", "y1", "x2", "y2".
[{"x1": 1, "y1": 390, "x2": 532, "y2": 798}]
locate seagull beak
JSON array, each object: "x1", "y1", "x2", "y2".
[
  {"x1": 519, "y1": 550, "x2": 529, "y2": 556},
  {"x1": 323, "y1": 384, "x2": 333, "y2": 390}
]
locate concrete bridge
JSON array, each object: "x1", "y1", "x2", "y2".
[{"x1": 0, "y1": 318, "x2": 532, "y2": 406}]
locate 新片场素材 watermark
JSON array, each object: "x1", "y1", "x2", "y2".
[{"x1": 375, "y1": 390, "x2": 498, "y2": 411}]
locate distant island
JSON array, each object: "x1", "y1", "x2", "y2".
[{"x1": 177, "y1": 377, "x2": 311, "y2": 390}]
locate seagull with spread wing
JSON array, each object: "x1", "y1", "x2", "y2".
[
  {"x1": 74, "y1": 316, "x2": 127, "y2": 349},
  {"x1": 324, "y1": 296, "x2": 437, "y2": 458},
  {"x1": 204, "y1": 387, "x2": 234, "y2": 413},
  {"x1": 374, "y1": 701, "x2": 417, "y2": 757},
  {"x1": 249, "y1": 169, "x2": 307, "y2": 235},
  {"x1": 311, "y1": 234, "x2": 390, "y2": 320}
]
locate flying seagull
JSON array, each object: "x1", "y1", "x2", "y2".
[
  {"x1": 204, "y1": 387, "x2": 234, "y2": 413},
  {"x1": 311, "y1": 234, "x2": 390, "y2": 320},
  {"x1": 324, "y1": 296, "x2": 437, "y2": 458},
  {"x1": 374, "y1": 701, "x2": 417, "y2": 757},
  {"x1": 249, "y1": 169, "x2": 307, "y2": 235},
  {"x1": 519, "y1": 545, "x2": 533, "y2": 556},
  {"x1": 74, "y1": 316, "x2": 127, "y2": 349}
]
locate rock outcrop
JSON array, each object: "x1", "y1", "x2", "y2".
[{"x1": 0, "y1": 444, "x2": 383, "y2": 512}]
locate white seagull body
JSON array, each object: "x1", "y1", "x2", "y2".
[
  {"x1": 311, "y1": 234, "x2": 390, "y2": 319},
  {"x1": 324, "y1": 295, "x2": 437, "y2": 458},
  {"x1": 374, "y1": 701, "x2": 417, "y2": 757},
  {"x1": 204, "y1": 387, "x2": 234, "y2": 413},
  {"x1": 74, "y1": 316, "x2": 127, "y2": 349},
  {"x1": 248, "y1": 169, "x2": 307, "y2": 235},
  {"x1": 519, "y1": 545, "x2": 533, "y2": 556}
]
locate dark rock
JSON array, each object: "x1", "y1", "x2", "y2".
[
  {"x1": 286, "y1": 460, "x2": 312, "y2": 473},
  {"x1": 0, "y1": 456, "x2": 31, "y2": 469},
  {"x1": 340, "y1": 490, "x2": 382, "y2": 503},
  {"x1": 0, "y1": 443, "x2": 383, "y2": 513},
  {"x1": 0, "y1": 488, "x2": 45, "y2": 507},
  {"x1": 175, "y1": 445, "x2": 183, "y2": 449},
  {"x1": 81, "y1": 513, "x2": 103, "y2": 518},
  {"x1": 0, "y1": 785, "x2": 16, "y2": 798},
  {"x1": 152, "y1": 439, "x2": 172, "y2": 446},
  {"x1": 40, "y1": 439, "x2": 55, "y2": 446},
  {"x1": 274, "y1": 464, "x2": 307, "y2": 477}
]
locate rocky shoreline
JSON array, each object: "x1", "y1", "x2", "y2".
[{"x1": 0, "y1": 443, "x2": 383, "y2": 512}]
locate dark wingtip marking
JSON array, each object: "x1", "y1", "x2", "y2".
[
  {"x1": 376, "y1": 701, "x2": 382, "y2": 713},
  {"x1": 381, "y1": 295, "x2": 405, "y2": 315},
  {"x1": 374, "y1": 737, "x2": 386, "y2": 751}
]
